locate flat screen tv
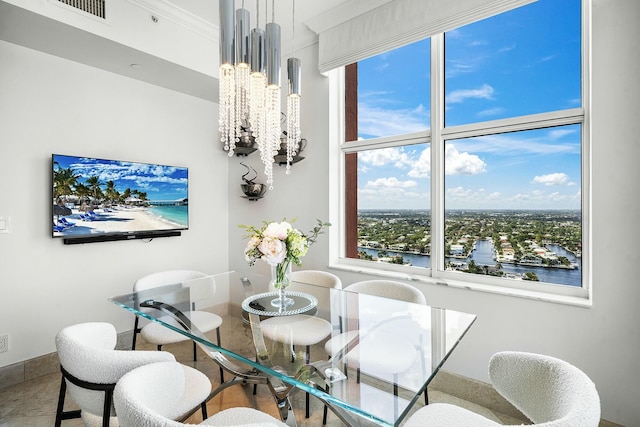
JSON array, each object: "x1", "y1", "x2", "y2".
[{"x1": 52, "y1": 154, "x2": 188, "y2": 244}]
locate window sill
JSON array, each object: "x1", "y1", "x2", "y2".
[{"x1": 329, "y1": 261, "x2": 592, "y2": 308}]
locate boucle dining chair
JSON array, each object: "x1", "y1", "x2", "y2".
[
  {"x1": 55, "y1": 322, "x2": 211, "y2": 427},
  {"x1": 131, "y1": 270, "x2": 223, "y2": 364},
  {"x1": 114, "y1": 361, "x2": 288, "y2": 427},
  {"x1": 403, "y1": 351, "x2": 601, "y2": 427},
  {"x1": 322, "y1": 279, "x2": 427, "y2": 424},
  {"x1": 323, "y1": 279, "x2": 427, "y2": 358},
  {"x1": 260, "y1": 270, "x2": 342, "y2": 418}
]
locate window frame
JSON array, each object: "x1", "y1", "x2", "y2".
[{"x1": 328, "y1": 0, "x2": 591, "y2": 305}]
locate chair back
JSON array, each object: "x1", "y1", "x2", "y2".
[
  {"x1": 114, "y1": 362, "x2": 190, "y2": 427},
  {"x1": 287, "y1": 270, "x2": 342, "y2": 320},
  {"x1": 489, "y1": 351, "x2": 600, "y2": 427},
  {"x1": 56, "y1": 322, "x2": 175, "y2": 419},
  {"x1": 345, "y1": 279, "x2": 426, "y2": 305},
  {"x1": 114, "y1": 361, "x2": 285, "y2": 427},
  {"x1": 290, "y1": 270, "x2": 342, "y2": 290},
  {"x1": 133, "y1": 270, "x2": 207, "y2": 292}
]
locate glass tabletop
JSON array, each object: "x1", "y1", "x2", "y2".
[{"x1": 109, "y1": 271, "x2": 476, "y2": 427}]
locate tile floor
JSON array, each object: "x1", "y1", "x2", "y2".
[{"x1": 0, "y1": 316, "x2": 528, "y2": 427}]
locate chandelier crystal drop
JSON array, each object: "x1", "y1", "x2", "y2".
[
  {"x1": 218, "y1": 0, "x2": 302, "y2": 189},
  {"x1": 219, "y1": 65, "x2": 236, "y2": 154}
]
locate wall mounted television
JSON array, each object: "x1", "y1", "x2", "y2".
[{"x1": 52, "y1": 154, "x2": 188, "y2": 245}]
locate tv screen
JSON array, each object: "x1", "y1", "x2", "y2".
[{"x1": 52, "y1": 154, "x2": 188, "y2": 243}]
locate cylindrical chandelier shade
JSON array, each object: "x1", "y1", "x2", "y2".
[
  {"x1": 235, "y1": 8, "x2": 251, "y2": 130},
  {"x1": 235, "y1": 8, "x2": 251, "y2": 65},
  {"x1": 265, "y1": 22, "x2": 281, "y2": 87},
  {"x1": 219, "y1": 0, "x2": 235, "y2": 66},
  {"x1": 287, "y1": 57, "x2": 301, "y2": 96},
  {"x1": 286, "y1": 57, "x2": 301, "y2": 171},
  {"x1": 250, "y1": 28, "x2": 266, "y2": 74}
]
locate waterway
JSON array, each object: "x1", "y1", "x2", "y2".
[{"x1": 359, "y1": 239, "x2": 582, "y2": 287}]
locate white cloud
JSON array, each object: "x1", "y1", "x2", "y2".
[
  {"x1": 408, "y1": 147, "x2": 431, "y2": 178},
  {"x1": 548, "y1": 129, "x2": 576, "y2": 140},
  {"x1": 358, "y1": 147, "x2": 413, "y2": 168},
  {"x1": 447, "y1": 186, "x2": 473, "y2": 198},
  {"x1": 445, "y1": 145, "x2": 487, "y2": 175},
  {"x1": 454, "y1": 132, "x2": 580, "y2": 156},
  {"x1": 532, "y1": 172, "x2": 570, "y2": 186},
  {"x1": 358, "y1": 102, "x2": 429, "y2": 137},
  {"x1": 359, "y1": 178, "x2": 428, "y2": 209},
  {"x1": 365, "y1": 177, "x2": 417, "y2": 190},
  {"x1": 447, "y1": 84, "x2": 494, "y2": 104},
  {"x1": 477, "y1": 107, "x2": 505, "y2": 117}
]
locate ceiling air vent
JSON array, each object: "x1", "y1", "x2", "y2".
[{"x1": 57, "y1": 0, "x2": 106, "y2": 19}]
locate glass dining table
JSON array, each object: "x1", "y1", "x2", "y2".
[{"x1": 109, "y1": 271, "x2": 476, "y2": 427}]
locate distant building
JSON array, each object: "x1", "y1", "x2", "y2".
[{"x1": 450, "y1": 244, "x2": 465, "y2": 256}]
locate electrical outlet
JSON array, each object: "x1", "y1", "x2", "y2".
[{"x1": 0, "y1": 334, "x2": 8, "y2": 353}]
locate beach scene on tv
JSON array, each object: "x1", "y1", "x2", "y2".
[{"x1": 52, "y1": 154, "x2": 188, "y2": 239}]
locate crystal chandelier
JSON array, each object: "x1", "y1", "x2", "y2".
[{"x1": 219, "y1": 0, "x2": 302, "y2": 190}]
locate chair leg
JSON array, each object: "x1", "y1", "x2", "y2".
[
  {"x1": 102, "y1": 390, "x2": 113, "y2": 427},
  {"x1": 157, "y1": 344, "x2": 163, "y2": 351},
  {"x1": 201, "y1": 401, "x2": 208, "y2": 419},
  {"x1": 305, "y1": 345, "x2": 311, "y2": 418},
  {"x1": 217, "y1": 328, "x2": 224, "y2": 382},
  {"x1": 192, "y1": 341, "x2": 197, "y2": 361},
  {"x1": 55, "y1": 376, "x2": 66, "y2": 427},
  {"x1": 424, "y1": 388, "x2": 429, "y2": 405},
  {"x1": 132, "y1": 317, "x2": 139, "y2": 350},
  {"x1": 55, "y1": 376, "x2": 81, "y2": 427}
]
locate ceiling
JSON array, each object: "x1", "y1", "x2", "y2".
[
  {"x1": 0, "y1": 0, "x2": 378, "y2": 101},
  {"x1": 167, "y1": 0, "x2": 351, "y2": 31}
]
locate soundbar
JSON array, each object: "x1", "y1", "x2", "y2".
[{"x1": 63, "y1": 231, "x2": 181, "y2": 245}]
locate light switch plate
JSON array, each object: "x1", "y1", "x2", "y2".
[{"x1": 0, "y1": 217, "x2": 9, "y2": 233}]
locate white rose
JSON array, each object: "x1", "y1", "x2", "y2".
[
  {"x1": 263, "y1": 221, "x2": 292, "y2": 240},
  {"x1": 247, "y1": 236, "x2": 261, "y2": 250},
  {"x1": 259, "y1": 237, "x2": 287, "y2": 266}
]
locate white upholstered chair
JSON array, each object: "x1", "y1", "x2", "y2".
[
  {"x1": 260, "y1": 270, "x2": 342, "y2": 418},
  {"x1": 324, "y1": 279, "x2": 427, "y2": 358},
  {"x1": 55, "y1": 322, "x2": 211, "y2": 427},
  {"x1": 131, "y1": 270, "x2": 223, "y2": 363},
  {"x1": 403, "y1": 351, "x2": 601, "y2": 427},
  {"x1": 114, "y1": 361, "x2": 288, "y2": 427},
  {"x1": 322, "y1": 279, "x2": 427, "y2": 424}
]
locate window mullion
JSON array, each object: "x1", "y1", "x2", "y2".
[
  {"x1": 431, "y1": 33, "x2": 445, "y2": 276},
  {"x1": 442, "y1": 108, "x2": 585, "y2": 141}
]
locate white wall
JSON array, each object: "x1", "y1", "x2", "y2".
[
  {"x1": 228, "y1": 1, "x2": 640, "y2": 425},
  {"x1": 0, "y1": 40, "x2": 227, "y2": 366}
]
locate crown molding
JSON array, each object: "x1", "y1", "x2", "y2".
[{"x1": 126, "y1": 0, "x2": 218, "y2": 42}]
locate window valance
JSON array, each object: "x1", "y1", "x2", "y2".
[{"x1": 314, "y1": 0, "x2": 536, "y2": 73}]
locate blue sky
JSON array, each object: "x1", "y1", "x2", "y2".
[
  {"x1": 53, "y1": 154, "x2": 188, "y2": 201},
  {"x1": 356, "y1": 0, "x2": 581, "y2": 210}
]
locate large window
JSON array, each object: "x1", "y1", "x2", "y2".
[{"x1": 338, "y1": 0, "x2": 588, "y2": 299}]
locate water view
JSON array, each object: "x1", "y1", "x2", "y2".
[{"x1": 357, "y1": 210, "x2": 582, "y2": 287}]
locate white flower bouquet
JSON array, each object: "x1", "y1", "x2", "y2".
[{"x1": 240, "y1": 219, "x2": 330, "y2": 288}]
